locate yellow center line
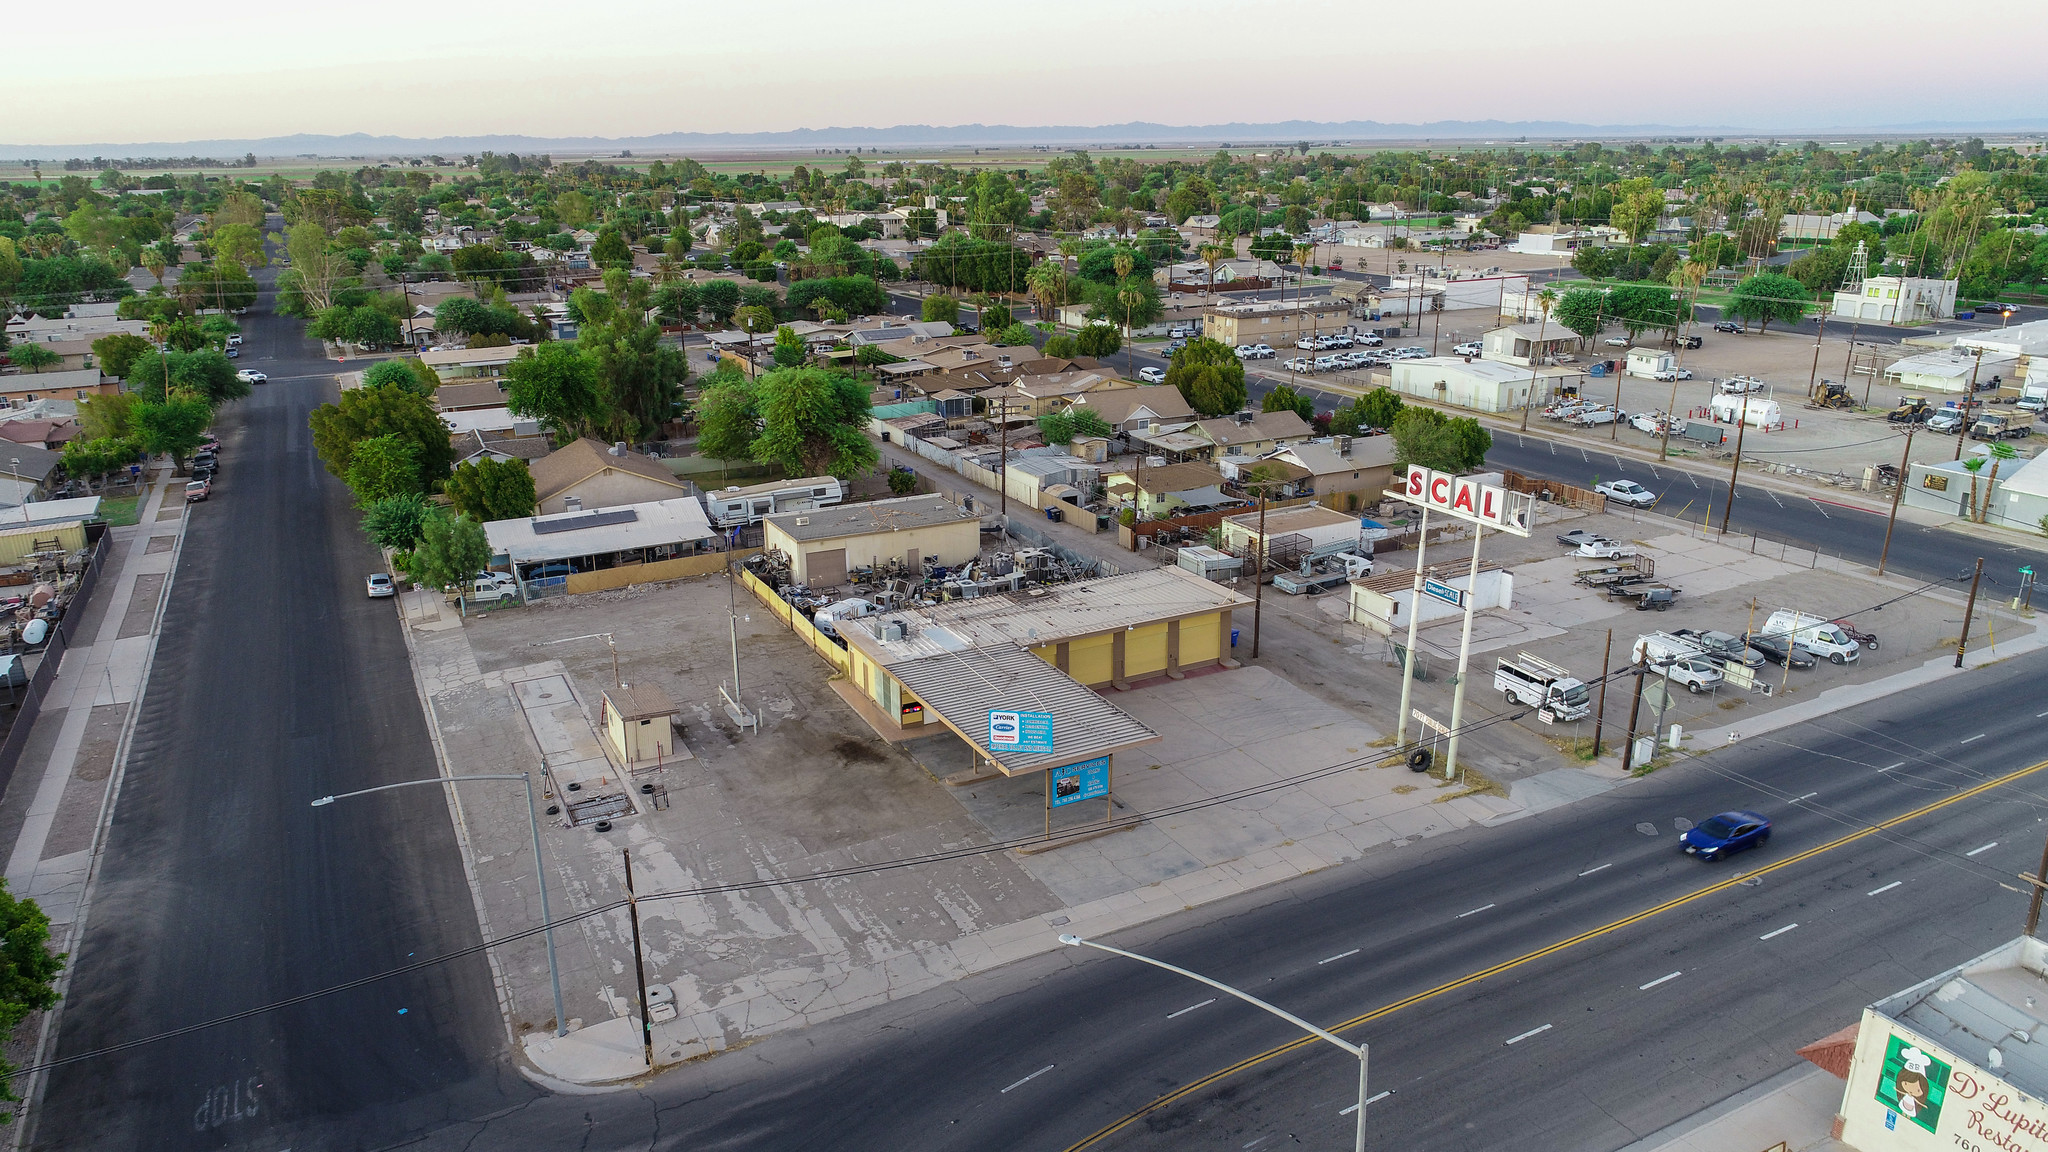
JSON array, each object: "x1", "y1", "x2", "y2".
[{"x1": 1061, "y1": 756, "x2": 2048, "y2": 1151}]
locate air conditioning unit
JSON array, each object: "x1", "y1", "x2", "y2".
[{"x1": 882, "y1": 622, "x2": 906, "y2": 642}]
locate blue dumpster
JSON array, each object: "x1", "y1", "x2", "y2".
[
  {"x1": 1231, "y1": 628, "x2": 1240, "y2": 647},
  {"x1": 1589, "y1": 363, "x2": 1607, "y2": 378}
]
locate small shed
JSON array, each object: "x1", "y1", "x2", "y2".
[
  {"x1": 1625, "y1": 348, "x2": 1673, "y2": 379},
  {"x1": 601, "y1": 682, "x2": 679, "y2": 767}
]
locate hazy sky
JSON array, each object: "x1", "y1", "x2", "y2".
[{"x1": 10, "y1": 0, "x2": 2045, "y2": 145}]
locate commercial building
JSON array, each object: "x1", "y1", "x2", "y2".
[
  {"x1": 1201, "y1": 298, "x2": 1358, "y2": 348},
  {"x1": 1219, "y1": 503, "x2": 1363, "y2": 557},
  {"x1": 1885, "y1": 348, "x2": 2018, "y2": 395},
  {"x1": 1509, "y1": 226, "x2": 1606, "y2": 254},
  {"x1": 1836, "y1": 935, "x2": 2048, "y2": 1151},
  {"x1": 761, "y1": 494, "x2": 981, "y2": 586},
  {"x1": 1483, "y1": 322, "x2": 1582, "y2": 366},
  {"x1": 1386, "y1": 356, "x2": 1571, "y2": 414},
  {"x1": 836, "y1": 565, "x2": 1251, "y2": 748},
  {"x1": 1833, "y1": 276, "x2": 1958, "y2": 325}
]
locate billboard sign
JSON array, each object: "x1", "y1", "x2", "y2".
[
  {"x1": 1050, "y1": 756, "x2": 1109, "y2": 807},
  {"x1": 1396, "y1": 466, "x2": 1533, "y2": 536},
  {"x1": 989, "y1": 709, "x2": 1054, "y2": 755}
]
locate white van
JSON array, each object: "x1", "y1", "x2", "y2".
[{"x1": 1758, "y1": 610, "x2": 1860, "y2": 665}]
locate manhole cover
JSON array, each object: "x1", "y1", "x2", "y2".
[
  {"x1": 1635, "y1": 822, "x2": 1659, "y2": 837},
  {"x1": 1673, "y1": 817, "x2": 1694, "y2": 832}
]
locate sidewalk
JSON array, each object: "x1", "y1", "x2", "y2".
[
  {"x1": 0, "y1": 471, "x2": 186, "y2": 1118},
  {"x1": 1612, "y1": 1063, "x2": 1847, "y2": 1152}
]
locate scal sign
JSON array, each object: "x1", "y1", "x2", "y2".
[{"x1": 1399, "y1": 466, "x2": 1532, "y2": 536}]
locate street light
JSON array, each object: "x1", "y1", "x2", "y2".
[
  {"x1": 311, "y1": 773, "x2": 567, "y2": 1037},
  {"x1": 1058, "y1": 934, "x2": 1371, "y2": 1152}
]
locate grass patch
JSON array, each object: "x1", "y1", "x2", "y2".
[
  {"x1": 1717, "y1": 698, "x2": 1745, "y2": 711},
  {"x1": 1391, "y1": 784, "x2": 1419, "y2": 795},
  {"x1": 96, "y1": 495, "x2": 141, "y2": 527},
  {"x1": 1541, "y1": 733, "x2": 1606, "y2": 761}
]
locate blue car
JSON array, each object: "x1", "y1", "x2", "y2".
[{"x1": 1681, "y1": 811, "x2": 1771, "y2": 861}]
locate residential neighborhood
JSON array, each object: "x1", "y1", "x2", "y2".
[{"x1": 7, "y1": 10, "x2": 2048, "y2": 1152}]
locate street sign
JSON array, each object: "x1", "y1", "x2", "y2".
[
  {"x1": 1409, "y1": 708, "x2": 1449, "y2": 736},
  {"x1": 1422, "y1": 578, "x2": 1464, "y2": 608},
  {"x1": 1394, "y1": 465, "x2": 1534, "y2": 537},
  {"x1": 1050, "y1": 756, "x2": 1109, "y2": 807},
  {"x1": 988, "y1": 709, "x2": 1054, "y2": 754},
  {"x1": 1643, "y1": 682, "x2": 1674, "y2": 713}
]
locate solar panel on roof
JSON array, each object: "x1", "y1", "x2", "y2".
[{"x1": 531, "y1": 508, "x2": 638, "y2": 535}]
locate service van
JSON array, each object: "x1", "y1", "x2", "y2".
[{"x1": 1757, "y1": 610, "x2": 1861, "y2": 665}]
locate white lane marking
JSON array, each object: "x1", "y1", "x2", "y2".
[
  {"x1": 1967, "y1": 842, "x2": 1999, "y2": 857},
  {"x1": 1639, "y1": 971, "x2": 1682, "y2": 990},
  {"x1": 2037, "y1": 710, "x2": 2048, "y2": 718},
  {"x1": 1458, "y1": 903, "x2": 1497, "y2": 918},
  {"x1": 1808, "y1": 498, "x2": 1832, "y2": 519},
  {"x1": 1001, "y1": 1065, "x2": 1056, "y2": 1093},
  {"x1": 1319, "y1": 950, "x2": 1361, "y2": 965},
  {"x1": 1767, "y1": 490, "x2": 1785, "y2": 508},
  {"x1": 1869, "y1": 881, "x2": 1902, "y2": 896},
  {"x1": 1794, "y1": 792, "x2": 1818, "y2": 802},
  {"x1": 1168, "y1": 999, "x2": 1215, "y2": 1019},
  {"x1": 1339, "y1": 1091, "x2": 1394, "y2": 1115},
  {"x1": 1648, "y1": 464, "x2": 1661, "y2": 480},
  {"x1": 1881, "y1": 762, "x2": 1906, "y2": 772},
  {"x1": 1505, "y1": 1024, "x2": 1552, "y2": 1045},
  {"x1": 1760, "y1": 923, "x2": 1799, "y2": 940},
  {"x1": 1961, "y1": 733, "x2": 1987, "y2": 744},
  {"x1": 1578, "y1": 863, "x2": 1612, "y2": 877},
  {"x1": 1687, "y1": 473, "x2": 1700, "y2": 488}
]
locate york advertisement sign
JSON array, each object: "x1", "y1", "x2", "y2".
[{"x1": 1397, "y1": 466, "x2": 1533, "y2": 537}]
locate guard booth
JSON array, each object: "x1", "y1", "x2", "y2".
[{"x1": 601, "y1": 683, "x2": 679, "y2": 768}]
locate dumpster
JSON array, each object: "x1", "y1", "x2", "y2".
[{"x1": 1045, "y1": 506, "x2": 1063, "y2": 523}]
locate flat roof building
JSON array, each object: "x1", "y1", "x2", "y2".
[{"x1": 762, "y1": 494, "x2": 981, "y2": 586}]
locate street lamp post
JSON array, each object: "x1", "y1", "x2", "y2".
[
  {"x1": 1058, "y1": 934, "x2": 1370, "y2": 1152},
  {"x1": 312, "y1": 773, "x2": 567, "y2": 1038}
]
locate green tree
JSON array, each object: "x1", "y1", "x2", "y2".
[
  {"x1": 1571, "y1": 246, "x2": 1616, "y2": 279},
  {"x1": 1724, "y1": 272, "x2": 1811, "y2": 334},
  {"x1": 78, "y1": 393, "x2": 137, "y2": 440},
  {"x1": 210, "y1": 222, "x2": 266, "y2": 271},
  {"x1": 887, "y1": 467, "x2": 917, "y2": 496},
  {"x1": 91, "y1": 332, "x2": 152, "y2": 378},
  {"x1": 308, "y1": 383, "x2": 455, "y2": 485},
  {"x1": 1608, "y1": 178, "x2": 1665, "y2": 245},
  {"x1": 773, "y1": 325, "x2": 807, "y2": 369},
  {"x1": 922, "y1": 295, "x2": 960, "y2": 324},
  {"x1": 343, "y1": 433, "x2": 422, "y2": 507},
  {"x1": 653, "y1": 281, "x2": 701, "y2": 325},
  {"x1": 554, "y1": 191, "x2": 594, "y2": 228},
  {"x1": 61, "y1": 436, "x2": 142, "y2": 483},
  {"x1": 433, "y1": 296, "x2": 495, "y2": 337},
  {"x1": 407, "y1": 511, "x2": 492, "y2": 591},
  {"x1": 694, "y1": 368, "x2": 760, "y2": 467},
  {"x1": 1262, "y1": 384, "x2": 1314, "y2": 422},
  {"x1": 1390, "y1": 407, "x2": 1491, "y2": 473},
  {"x1": 697, "y1": 279, "x2": 741, "y2": 326},
  {"x1": 132, "y1": 396, "x2": 214, "y2": 469},
  {"x1": 1037, "y1": 410, "x2": 1077, "y2": 445},
  {"x1": 993, "y1": 323, "x2": 1036, "y2": 346},
  {"x1": 750, "y1": 367, "x2": 877, "y2": 479},
  {"x1": 0, "y1": 878, "x2": 63, "y2": 1109},
  {"x1": 1042, "y1": 333, "x2": 1079, "y2": 359},
  {"x1": 504, "y1": 342, "x2": 603, "y2": 442},
  {"x1": 361, "y1": 491, "x2": 434, "y2": 551},
  {"x1": 445, "y1": 457, "x2": 537, "y2": 522},
  {"x1": 361, "y1": 358, "x2": 437, "y2": 397},
  {"x1": 1552, "y1": 287, "x2": 1610, "y2": 342},
  {"x1": 1164, "y1": 337, "x2": 1247, "y2": 416},
  {"x1": 583, "y1": 319, "x2": 688, "y2": 441},
  {"x1": 280, "y1": 221, "x2": 352, "y2": 314},
  {"x1": 8, "y1": 344, "x2": 58, "y2": 374},
  {"x1": 591, "y1": 227, "x2": 632, "y2": 269},
  {"x1": 1074, "y1": 324, "x2": 1121, "y2": 358}
]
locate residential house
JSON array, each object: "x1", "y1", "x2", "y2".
[
  {"x1": 1187, "y1": 410, "x2": 1315, "y2": 460},
  {"x1": 1264, "y1": 436, "x2": 1399, "y2": 513},
  {"x1": 435, "y1": 380, "x2": 512, "y2": 412},
  {"x1": 978, "y1": 371, "x2": 1124, "y2": 419},
  {"x1": 948, "y1": 355, "x2": 1101, "y2": 393},
  {"x1": 1219, "y1": 503, "x2": 1364, "y2": 558},
  {"x1": 1104, "y1": 462, "x2": 1233, "y2": 517},
  {"x1": 1069, "y1": 384, "x2": 1199, "y2": 434},
  {"x1": 526, "y1": 436, "x2": 693, "y2": 514},
  {"x1": 0, "y1": 369, "x2": 119, "y2": 405},
  {"x1": 419, "y1": 344, "x2": 526, "y2": 380},
  {"x1": 0, "y1": 419, "x2": 82, "y2": 451},
  {"x1": 453, "y1": 429, "x2": 552, "y2": 469},
  {"x1": 846, "y1": 320, "x2": 953, "y2": 347},
  {"x1": 0, "y1": 444, "x2": 64, "y2": 504}
]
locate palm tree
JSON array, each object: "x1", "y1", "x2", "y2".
[
  {"x1": 1198, "y1": 242, "x2": 1229, "y2": 303},
  {"x1": 1522, "y1": 287, "x2": 1557, "y2": 432},
  {"x1": 141, "y1": 247, "x2": 167, "y2": 287},
  {"x1": 1026, "y1": 259, "x2": 1067, "y2": 324},
  {"x1": 1979, "y1": 442, "x2": 2019, "y2": 523},
  {"x1": 1963, "y1": 456, "x2": 1987, "y2": 523}
]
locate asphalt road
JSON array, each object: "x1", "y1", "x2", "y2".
[
  {"x1": 28, "y1": 249, "x2": 527, "y2": 1150},
  {"x1": 362, "y1": 637, "x2": 2048, "y2": 1151}
]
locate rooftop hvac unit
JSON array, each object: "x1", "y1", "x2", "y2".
[{"x1": 881, "y1": 622, "x2": 906, "y2": 642}]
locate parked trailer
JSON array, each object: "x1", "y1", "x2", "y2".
[
  {"x1": 1575, "y1": 556, "x2": 1656, "y2": 588},
  {"x1": 705, "y1": 476, "x2": 846, "y2": 528}
]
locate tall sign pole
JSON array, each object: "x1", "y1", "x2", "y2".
[
  {"x1": 1393, "y1": 505, "x2": 1432, "y2": 747},
  {"x1": 1442, "y1": 523, "x2": 1486, "y2": 780}
]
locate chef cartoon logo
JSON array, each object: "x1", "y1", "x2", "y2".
[{"x1": 1875, "y1": 1034, "x2": 1951, "y2": 1134}]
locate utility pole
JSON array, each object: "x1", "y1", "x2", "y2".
[
  {"x1": 1718, "y1": 405, "x2": 1750, "y2": 535},
  {"x1": 997, "y1": 396, "x2": 1009, "y2": 519},
  {"x1": 1591, "y1": 628, "x2": 1612, "y2": 758},
  {"x1": 1956, "y1": 556, "x2": 1985, "y2": 669},
  {"x1": 1619, "y1": 661, "x2": 1649, "y2": 772},
  {"x1": 1877, "y1": 425, "x2": 1916, "y2": 577},
  {"x1": 1251, "y1": 485, "x2": 1267, "y2": 658},
  {"x1": 623, "y1": 851, "x2": 655, "y2": 1071},
  {"x1": 1956, "y1": 348, "x2": 1986, "y2": 460},
  {"x1": 1805, "y1": 309, "x2": 1828, "y2": 394}
]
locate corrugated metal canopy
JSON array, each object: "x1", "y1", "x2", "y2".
[{"x1": 888, "y1": 645, "x2": 1159, "y2": 776}]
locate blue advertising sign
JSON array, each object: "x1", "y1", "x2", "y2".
[
  {"x1": 988, "y1": 709, "x2": 1054, "y2": 755},
  {"x1": 1050, "y1": 755, "x2": 1109, "y2": 807},
  {"x1": 1422, "y1": 578, "x2": 1465, "y2": 608}
]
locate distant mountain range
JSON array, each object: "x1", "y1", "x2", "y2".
[{"x1": 8, "y1": 117, "x2": 2048, "y2": 160}]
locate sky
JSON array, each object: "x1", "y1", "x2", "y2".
[{"x1": 9, "y1": 0, "x2": 2047, "y2": 146}]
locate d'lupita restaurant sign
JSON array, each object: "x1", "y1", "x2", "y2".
[
  {"x1": 1395, "y1": 466, "x2": 1533, "y2": 537},
  {"x1": 1844, "y1": 1011, "x2": 2048, "y2": 1151}
]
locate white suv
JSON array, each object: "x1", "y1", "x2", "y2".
[{"x1": 1452, "y1": 341, "x2": 1482, "y2": 356}]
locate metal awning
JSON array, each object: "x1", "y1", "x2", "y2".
[{"x1": 888, "y1": 645, "x2": 1159, "y2": 776}]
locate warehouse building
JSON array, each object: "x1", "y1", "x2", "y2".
[{"x1": 762, "y1": 494, "x2": 981, "y2": 586}]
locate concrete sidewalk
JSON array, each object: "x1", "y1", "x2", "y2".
[
  {"x1": 0, "y1": 472, "x2": 187, "y2": 1119},
  {"x1": 1610, "y1": 1063, "x2": 1847, "y2": 1152}
]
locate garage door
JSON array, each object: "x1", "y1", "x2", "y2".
[{"x1": 806, "y1": 548, "x2": 847, "y2": 586}]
